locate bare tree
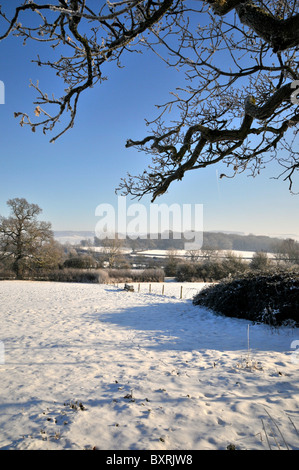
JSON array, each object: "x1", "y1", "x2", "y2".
[
  {"x1": 199, "y1": 246, "x2": 220, "y2": 262},
  {"x1": 0, "y1": 0, "x2": 177, "y2": 141},
  {"x1": 1, "y1": 1, "x2": 299, "y2": 199},
  {"x1": 0, "y1": 198, "x2": 53, "y2": 278},
  {"x1": 186, "y1": 249, "x2": 202, "y2": 262},
  {"x1": 101, "y1": 235, "x2": 125, "y2": 267},
  {"x1": 250, "y1": 251, "x2": 272, "y2": 270},
  {"x1": 32, "y1": 238, "x2": 65, "y2": 270},
  {"x1": 121, "y1": 0, "x2": 299, "y2": 200},
  {"x1": 274, "y1": 238, "x2": 299, "y2": 264}
]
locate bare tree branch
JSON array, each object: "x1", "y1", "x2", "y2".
[
  {"x1": 1, "y1": 0, "x2": 177, "y2": 141},
  {"x1": 0, "y1": 1, "x2": 298, "y2": 198}
]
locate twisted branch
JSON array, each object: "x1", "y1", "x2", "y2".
[
  {"x1": 206, "y1": 0, "x2": 299, "y2": 52},
  {"x1": 125, "y1": 83, "x2": 297, "y2": 200}
]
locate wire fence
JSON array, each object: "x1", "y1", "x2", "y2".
[{"x1": 117, "y1": 281, "x2": 209, "y2": 300}]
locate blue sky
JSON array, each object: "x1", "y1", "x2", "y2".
[{"x1": 0, "y1": 7, "x2": 298, "y2": 240}]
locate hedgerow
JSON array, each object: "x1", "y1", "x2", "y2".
[{"x1": 193, "y1": 269, "x2": 299, "y2": 327}]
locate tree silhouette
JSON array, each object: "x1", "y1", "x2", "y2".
[
  {"x1": 1, "y1": 1, "x2": 298, "y2": 199},
  {"x1": 0, "y1": 198, "x2": 53, "y2": 278}
]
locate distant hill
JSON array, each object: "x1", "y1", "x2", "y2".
[
  {"x1": 54, "y1": 230, "x2": 288, "y2": 253},
  {"x1": 54, "y1": 231, "x2": 95, "y2": 244},
  {"x1": 201, "y1": 232, "x2": 282, "y2": 253}
]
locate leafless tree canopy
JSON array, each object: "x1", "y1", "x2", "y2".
[
  {"x1": 1, "y1": 1, "x2": 298, "y2": 200},
  {"x1": 0, "y1": 198, "x2": 53, "y2": 278}
]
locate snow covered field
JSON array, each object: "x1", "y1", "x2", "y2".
[{"x1": 0, "y1": 280, "x2": 298, "y2": 450}]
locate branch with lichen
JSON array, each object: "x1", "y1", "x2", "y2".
[{"x1": 205, "y1": 0, "x2": 299, "y2": 52}]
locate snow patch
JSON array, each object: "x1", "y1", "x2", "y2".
[{"x1": 0, "y1": 280, "x2": 298, "y2": 450}]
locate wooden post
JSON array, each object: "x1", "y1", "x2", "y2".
[
  {"x1": 180, "y1": 286, "x2": 183, "y2": 299},
  {"x1": 162, "y1": 284, "x2": 165, "y2": 295},
  {"x1": 149, "y1": 284, "x2": 151, "y2": 293},
  {"x1": 138, "y1": 283, "x2": 140, "y2": 292}
]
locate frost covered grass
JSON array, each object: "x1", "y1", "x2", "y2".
[{"x1": 0, "y1": 280, "x2": 298, "y2": 450}]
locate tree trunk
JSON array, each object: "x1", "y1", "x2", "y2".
[{"x1": 13, "y1": 256, "x2": 23, "y2": 280}]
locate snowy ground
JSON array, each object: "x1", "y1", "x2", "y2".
[{"x1": 0, "y1": 280, "x2": 298, "y2": 451}]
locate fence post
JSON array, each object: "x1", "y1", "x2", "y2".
[
  {"x1": 149, "y1": 284, "x2": 151, "y2": 293},
  {"x1": 180, "y1": 286, "x2": 183, "y2": 299},
  {"x1": 138, "y1": 283, "x2": 140, "y2": 292},
  {"x1": 162, "y1": 284, "x2": 165, "y2": 295}
]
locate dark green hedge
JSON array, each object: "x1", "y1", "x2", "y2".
[{"x1": 193, "y1": 270, "x2": 299, "y2": 327}]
